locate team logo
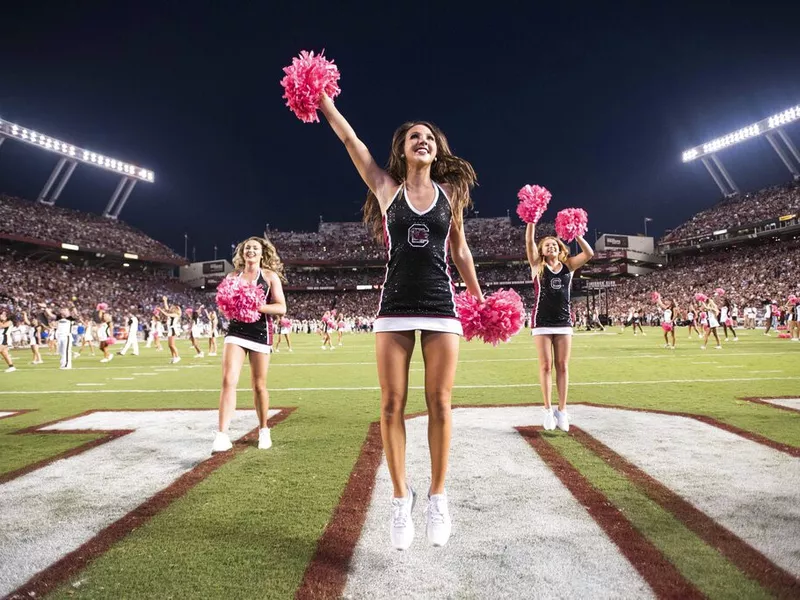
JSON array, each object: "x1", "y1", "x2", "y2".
[
  {"x1": 550, "y1": 278, "x2": 563, "y2": 290},
  {"x1": 408, "y1": 224, "x2": 430, "y2": 248}
]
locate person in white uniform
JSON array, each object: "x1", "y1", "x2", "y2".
[
  {"x1": 55, "y1": 307, "x2": 76, "y2": 369},
  {"x1": 118, "y1": 311, "x2": 140, "y2": 356}
]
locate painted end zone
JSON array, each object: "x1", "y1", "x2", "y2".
[{"x1": 1, "y1": 407, "x2": 294, "y2": 600}]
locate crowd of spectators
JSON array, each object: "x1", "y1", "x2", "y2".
[
  {"x1": 660, "y1": 181, "x2": 800, "y2": 243},
  {"x1": 0, "y1": 194, "x2": 184, "y2": 263},
  {"x1": 604, "y1": 241, "x2": 800, "y2": 321},
  {"x1": 267, "y1": 216, "x2": 552, "y2": 263},
  {"x1": 0, "y1": 249, "x2": 207, "y2": 320}
]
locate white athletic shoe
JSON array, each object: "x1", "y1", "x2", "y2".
[
  {"x1": 5, "y1": 366, "x2": 16, "y2": 373},
  {"x1": 321, "y1": 346, "x2": 327, "y2": 350},
  {"x1": 554, "y1": 408, "x2": 570, "y2": 432},
  {"x1": 100, "y1": 358, "x2": 110, "y2": 363},
  {"x1": 542, "y1": 407, "x2": 556, "y2": 431},
  {"x1": 211, "y1": 431, "x2": 233, "y2": 453},
  {"x1": 724, "y1": 338, "x2": 729, "y2": 342},
  {"x1": 700, "y1": 345, "x2": 707, "y2": 350},
  {"x1": 171, "y1": 357, "x2": 182, "y2": 364},
  {"x1": 715, "y1": 345, "x2": 722, "y2": 350},
  {"x1": 194, "y1": 352, "x2": 204, "y2": 358},
  {"x1": 426, "y1": 492, "x2": 452, "y2": 547},
  {"x1": 258, "y1": 427, "x2": 272, "y2": 450},
  {"x1": 733, "y1": 338, "x2": 739, "y2": 342},
  {"x1": 208, "y1": 352, "x2": 217, "y2": 356},
  {"x1": 74, "y1": 353, "x2": 81, "y2": 357},
  {"x1": 273, "y1": 348, "x2": 280, "y2": 353},
  {"x1": 390, "y1": 486, "x2": 416, "y2": 550},
  {"x1": 59, "y1": 366, "x2": 72, "y2": 370},
  {"x1": 663, "y1": 344, "x2": 670, "y2": 349}
]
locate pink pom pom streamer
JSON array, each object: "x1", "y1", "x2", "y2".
[
  {"x1": 215, "y1": 277, "x2": 266, "y2": 323},
  {"x1": 455, "y1": 291, "x2": 483, "y2": 342},
  {"x1": 555, "y1": 208, "x2": 588, "y2": 242},
  {"x1": 516, "y1": 185, "x2": 551, "y2": 224},
  {"x1": 771, "y1": 305, "x2": 781, "y2": 317},
  {"x1": 96, "y1": 303, "x2": 108, "y2": 311},
  {"x1": 480, "y1": 289, "x2": 525, "y2": 346},
  {"x1": 694, "y1": 293, "x2": 708, "y2": 303},
  {"x1": 185, "y1": 308, "x2": 194, "y2": 316},
  {"x1": 778, "y1": 332, "x2": 792, "y2": 339},
  {"x1": 789, "y1": 294, "x2": 798, "y2": 305},
  {"x1": 714, "y1": 288, "x2": 725, "y2": 297},
  {"x1": 280, "y1": 50, "x2": 341, "y2": 124},
  {"x1": 650, "y1": 291, "x2": 660, "y2": 303},
  {"x1": 106, "y1": 337, "x2": 116, "y2": 345}
]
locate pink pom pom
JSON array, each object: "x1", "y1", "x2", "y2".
[
  {"x1": 694, "y1": 293, "x2": 708, "y2": 303},
  {"x1": 555, "y1": 208, "x2": 588, "y2": 242},
  {"x1": 788, "y1": 294, "x2": 798, "y2": 305},
  {"x1": 280, "y1": 50, "x2": 341, "y2": 124},
  {"x1": 650, "y1": 291, "x2": 661, "y2": 303},
  {"x1": 516, "y1": 185, "x2": 552, "y2": 224},
  {"x1": 714, "y1": 288, "x2": 725, "y2": 297},
  {"x1": 215, "y1": 277, "x2": 267, "y2": 323},
  {"x1": 455, "y1": 291, "x2": 483, "y2": 342},
  {"x1": 771, "y1": 305, "x2": 781, "y2": 317},
  {"x1": 106, "y1": 337, "x2": 116, "y2": 345},
  {"x1": 96, "y1": 303, "x2": 108, "y2": 311},
  {"x1": 152, "y1": 307, "x2": 160, "y2": 316},
  {"x1": 479, "y1": 289, "x2": 524, "y2": 346},
  {"x1": 185, "y1": 308, "x2": 194, "y2": 316}
]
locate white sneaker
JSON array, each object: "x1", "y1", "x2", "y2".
[
  {"x1": 542, "y1": 407, "x2": 556, "y2": 431},
  {"x1": 321, "y1": 346, "x2": 327, "y2": 350},
  {"x1": 59, "y1": 366, "x2": 72, "y2": 370},
  {"x1": 390, "y1": 486, "x2": 416, "y2": 550},
  {"x1": 74, "y1": 353, "x2": 81, "y2": 357},
  {"x1": 194, "y1": 352, "x2": 204, "y2": 358},
  {"x1": 426, "y1": 492, "x2": 452, "y2": 547},
  {"x1": 258, "y1": 427, "x2": 272, "y2": 450},
  {"x1": 274, "y1": 348, "x2": 280, "y2": 353},
  {"x1": 733, "y1": 338, "x2": 739, "y2": 342},
  {"x1": 100, "y1": 358, "x2": 110, "y2": 363},
  {"x1": 211, "y1": 431, "x2": 233, "y2": 453},
  {"x1": 208, "y1": 352, "x2": 217, "y2": 356},
  {"x1": 171, "y1": 357, "x2": 182, "y2": 364},
  {"x1": 554, "y1": 408, "x2": 570, "y2": 432},
  {"x1": 715, "y1": 345, "x2": 722, "y2": 350},
  {"x1": 5, "y1": 366, "x2": 16, "y2": 373},
  {"x1": 700, "y1": 345, "x2": 707, "y2": 350}
]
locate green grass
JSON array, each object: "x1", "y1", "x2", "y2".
[{"x1": 1, "y1": 328, "x2": 798, "y2": 599}]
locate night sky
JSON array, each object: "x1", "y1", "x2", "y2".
[{"x1": 1, "y1": 2, "x2": 799, "y2": 260}]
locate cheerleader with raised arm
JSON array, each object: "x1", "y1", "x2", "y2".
[
  {"x1": 205, "y1": 307, "x2": 219, "y2": 356},
  {"x1": 526, "y1": 223, "x2": 594, "y2": 431},
  {"x1": 159, "y1": 297, "x2": 182, "y2": 364},
  {"x1": 22, "y1": 311, "x2": 43, "y2": 364},
  {"x1": 654, "y1": 295, "x2": 678, "y2": 349},
  {"x1": 700, "y1": 297, "x2": 722, "y2": 350},
  {"x1": 719, "y1": 297, "x2": 738, "y2": 341}
]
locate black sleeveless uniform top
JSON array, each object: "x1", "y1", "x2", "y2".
[
  {"x1": 377, "y1": 183, "x2": 458, "y2": 319},
  {"x1": 531, "y1": 263, "x2": 574, "y2": 328},
  {"x1": 226, "y1": 270, "x2": 274, "y2": 345}
]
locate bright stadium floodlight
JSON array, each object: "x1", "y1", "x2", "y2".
[
  {"x1": 0, "y1": 116, "x2": 156, "y2": 218},
  {"x1": 681, "y1": 104, "x2": 800, "y2": 163},
  {"x1": 0, "y1": 120, "x2": 155, "y2": 182},
  {"x1": 682, "y1": 103, "x2": 800, "y2": 196}
]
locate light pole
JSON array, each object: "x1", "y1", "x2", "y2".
[
  {"x1": 184, "y1": 233, "x2": 188, "y2": 259},
  {"x1": 213, "y1": 244, "x2": 218, "y2": 260},
  {"x1": 644, "y1": 217, "x2": 653, "y2": 237}
]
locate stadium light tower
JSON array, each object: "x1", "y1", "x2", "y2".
[
  {"x1": 0, "y1": 118, "x2": 154, "y2": 219},
  {"x1": 681, "y1": 104, "x2": 800, "y2": 195}
]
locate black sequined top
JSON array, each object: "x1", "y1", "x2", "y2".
[
  {"x1": 377, "y1": 183, "x2": 459, "y2": 319},
  {"x1": 226, "y1": 271, "x2": 274, "y2": 345}
]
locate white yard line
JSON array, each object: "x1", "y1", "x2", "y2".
[{"x1": 2, "y1": 376, "x2": 799, "y2": 395}]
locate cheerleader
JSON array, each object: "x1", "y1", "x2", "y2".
[
  {"x1": 0, "y1": 310, "x2": 16, "y2": 372},
  {"x1": 273, "y1": 316, "x2": 293, "y2": 352},
  {"x1": 527, "y1": 223, "x2": 594, "y2": 432},
  {"x1": 77, "y1": 316, "x2": 96, "y2": 357},
  {"x1": 212, "y1": 236, "x2": 286, "y2": 454},
  {"x1": 685, "y1": 304, "x2": 701, "y2": 338},
  {"x1": 159, "y1": 297, "x2": 182, "y2": 364},
  {"x1": 337, "y1": 315, "x2": 346, "y2": 345},
  {"x1": 204, "y1": 308, "x2": 219, "y2": 356},
  {"x1": 654, "y1": 295, "x2": 677, "y2": 349},
  {"x1": 719, "y1": 298, "x2": 738, "y2": 341},
  {"x1": 700, "y1": 298, "x2": 722, "y2": 350},
  {"x1": 188, "y1": 307, "x2": 204, "y2": 358},
  {"x1": 22, "y1": 311, "x2": 43, "y2": 364},
  {"x1": 320, "y1": 311, "x2": 334, "y2": 350},
  {"x1": 320, "y1": 94, "x2": 485, "y2": 550},
  {"x1": 55, "y1": 307, "x2": 76, "y2": 369},
  {"x1": 631, "y1": 308, "x2": 645, "y2": 335},
  {"x1": 763, "y1": 301, "x2": 775, "y2": 335},
  {"x1": 98, "y1": 311, "x2": 115, "y2": 362},
  {"x1": 789, "y1": 297, "x2": 800, "y2": 341}
]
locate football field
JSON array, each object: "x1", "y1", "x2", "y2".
[{"x1": 1, "y1": 330, "x2": 799, "y2": 599}]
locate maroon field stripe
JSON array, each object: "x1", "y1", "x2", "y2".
[
  {"x1": 0, "y1": 409, "x2": 35, "y2": 421},
  {"x1": 4, "y1": 407, "x2": 295, "y2": 600},
  {"x1": 578, "y1": 401, "x2": 800, "y2": 457},
  {"x1": 295, "y1": 421, "x2": 383, "y2": 600},
  {"x1": 570, "y1": 427, "x2": 800, "y2": 598},
  {"x1": 741, "y1": 396, "x2": 800, "y2": 415},
  {"x1": 517, "y1": 427, "x2": 703, "y2": 600}
]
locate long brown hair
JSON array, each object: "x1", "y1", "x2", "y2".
[
  {"x1": 363, "y1": 121, "x2": 477, "y2": 242},
  {"x1": 536, "y1": 236, "x2": 570, "y2": 276},
  {"x1": 232, "y1": 236, "x2": 286, "y2": 281}
]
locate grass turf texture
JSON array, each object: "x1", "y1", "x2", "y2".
[{"x1": 1, "y1": 328, "x2": 798, "y2": 599}]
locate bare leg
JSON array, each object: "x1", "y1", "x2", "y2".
[
  {"x1": 420, "y1": 331, "x2": 459, "y2": 496},
  {"x1": 376, "y1": 331, "x2": 415, "y2": 498},
  {"x1": 218, "y1": 343, "x2": 246, "y2": 431},
  {"x1": 534, "y1": 335, "x2": 554, "y2": 408},
  {"x1": 552, "y1": 335, "x2": 572, "y2": 411},
  {"x1": 249, "y1": 350, "x2": 271, "y2": 429}
]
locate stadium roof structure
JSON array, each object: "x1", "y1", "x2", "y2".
[
  {"x1": 0, "y1": 117, "x2": 154, "y2": 219},
  {"x1": 681, "y1": 104, "x2": 800, "y2": 196}
]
